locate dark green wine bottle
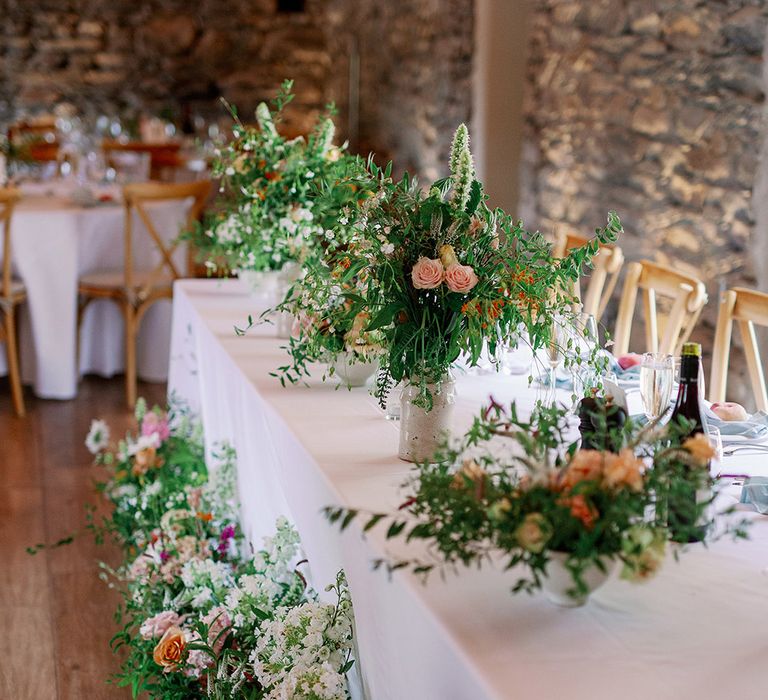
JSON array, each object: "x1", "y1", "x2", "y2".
[{"x1": 668, "y1": 342, "x2": 709, "y2": 542}]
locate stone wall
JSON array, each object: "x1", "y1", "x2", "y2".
[
  {"x1": 522, "y1": 0, "x2": 768, "y2": 405},
  {"x1": 0, "y1": 0, "x2": 474, "y2": 180},
  {"x1": 327, "y1": 0, "x2": 475, "y2": 181}
]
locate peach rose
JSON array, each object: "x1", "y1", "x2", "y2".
[
  {"x1": 515, "y1": 513, "x2": 551, "y2": 553},
  {"x1": 411, "y1": 257, "x2": 444, "y2": 289},
  {"x1": 444, "y1": 263, "x2": 478, "y2": 294},
  {"x1": 683, "y1": 433, "x2": 716, "y2": 465},
  {"x1": 561, "y1": 450, "x2": 604, "y2": 489},
  {"x1": 153, "y1": 626, "x2": 186, "y2": 672},
  {"x1": 603, "y1": 449, "x2": 644, "y2": 492}
]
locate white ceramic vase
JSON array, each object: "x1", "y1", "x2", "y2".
[
  {"x1": 332, "y1": 352, "x2": 378, "y2": 388},
  {"x1": 398, "y1": 374, "x2": 456, "y2": 463},
  {"x1": 541, "y1": 552, "x2": 615, "y2": 607}
]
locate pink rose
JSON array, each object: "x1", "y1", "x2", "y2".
[
  {"x1": 444, "y1": 263, "x2": 478, "y2": 294},
  {"x1": 203, "y1": 606, "x2": 232, "y2": 654},
  {"x1": 141, "y1": 411, "x2": 171, "y2": 443},
  {"x1": 411, "y1": 257, "x2": 444, "y2": 289},
  {"x1": 140, "y1": 610, "x2": 183, "y2": 640}
]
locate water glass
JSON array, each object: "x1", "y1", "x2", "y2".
[
  {"x1": 639, "y1": 353, "x2": 674, "y2": 422},
  {"x1": 707, "y1": 426, "x2": 723, "y2": 476}
]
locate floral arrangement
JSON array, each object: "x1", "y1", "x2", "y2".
[
  {"x1": 83, "y1": 400, "x2": 355, "y2": 699},
  {"x1": 190, "y1": 80, "x2": 362, "y2": 277},
  {"x1": 327, "y1": 399, "x2": 748, "y2": 600},
  {"x1": 282, "y1": 123, "x2": 622, "y2": 407}
]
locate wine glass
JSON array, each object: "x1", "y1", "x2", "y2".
[
  {"x1": 639, "y1": 353, "x2": 674, "y2": 423},
  {"x1": 546, "y1": 315, "x2": 569, "y2": 407}
]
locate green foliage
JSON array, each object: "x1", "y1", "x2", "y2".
[{"x1": 327, "y1": 400, "x2": 749, "y2": 598}]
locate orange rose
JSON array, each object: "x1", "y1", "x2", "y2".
[
  {"x1": 132, "y1": 446, "x2": 163, "y2": 476},
  {"x1": 451, "y1": 459, "x2": 487, "y2": 500},
  {"x1": 603, "y1": 449, "x2": 644, "y2": 492},
  {"x1": 561, "y1": 494, "x2": 598, "y2": 529},
  {"x1": 561, "y1": 450, "x2": 604, "y2": 489},
  {"x1": 153, "y1": 626, "x2": 186, "y2": 672}
]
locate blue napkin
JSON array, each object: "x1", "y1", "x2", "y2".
[
  {"x1": 740, "y1": 477, "x2": 768, "y2": 514},
  {"x1": 704, "y1": 407, "x2": 768, "y2": 439}
]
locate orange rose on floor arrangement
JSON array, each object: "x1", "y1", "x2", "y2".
[
  {"x1": 327, "y1": 398, "x2": 750, "y2": 605},
  {"x1": 78, "y1": 400, "x2": 357, "y2": 699}
]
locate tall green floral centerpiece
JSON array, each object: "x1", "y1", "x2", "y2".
[
  {"x1": 338, "y1": 125, "x2": 621, "y2": 461},
  {"x1": 190, "y1": 81, "x2": 358, "y2": 318}
]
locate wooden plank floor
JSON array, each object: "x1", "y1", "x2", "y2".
[{"x1": 0, "y1": 376, "x2": 166, "y2": 700}]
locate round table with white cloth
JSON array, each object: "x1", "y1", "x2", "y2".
[{"x1": 0, "y1": 181, "x2": 191, "y2": 399}]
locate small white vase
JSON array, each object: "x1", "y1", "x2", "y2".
[
  {"x1": 332, "y1": 352, "x2": 378, "y2": 388},
  {"x1": 541, "y1": 552, "x2": 615, "y2": 607},
  {"x1": 398, "y1": 374, "x2": 456, "y2": 463},
  {"x1": 236, "y1": 269, "x2": 282, "y2": 301}
]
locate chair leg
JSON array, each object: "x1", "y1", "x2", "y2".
[
  {"x1": 124, "y1": 304, "x2": 137, "y2": 409},
  {"x1": 4, "y1": 306, "x2": 26, "y2": 417}
]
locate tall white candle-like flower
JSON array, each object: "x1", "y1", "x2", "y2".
[
  {"x1": 449, "y1": 123, "x2": 475, "y2": 212},
  {"x1": 256, "y1": 102, "x2": 278, "y2": 139}
]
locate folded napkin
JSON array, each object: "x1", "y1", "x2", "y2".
[
  {"x1": 704, "y1": 407, "x2": 768, "y2": 440},
  {"x1": 739, "y1": 476, "x2": 768, "y2": 514}
]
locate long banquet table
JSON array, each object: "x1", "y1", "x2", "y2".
[{"x1": 169, "y1": 278, "x2": 768, "y2": 700}]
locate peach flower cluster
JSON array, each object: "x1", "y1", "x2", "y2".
[
  {"x1": 561, "y1": 449, "x2": 644, "y2": 493},
  {"x1": 682, "y1": 433, "x2": 716, "y2": 465},
  {"x1": 411, "y1": 244, "x2": 478, "y2": 294}
]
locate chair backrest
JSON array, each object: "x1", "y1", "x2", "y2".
[
  {"x1": 709, "y1": 287, "x2": 768, "y2": 411},
  {"x1": 122, "y1": 181, "x2": 210, "y2": 300},
  {"x1": 613, "y1": 259, "x2": 707, "y2": 356},
  {"x1": 104, "y1": 140, "x2": 183, "y2": 181},
  {"x1": 0, "y1": 188, "x2": 21, "y2": 299},
  {"x1": 555, "y1": 230, "x2": 625, "y2": 320}
]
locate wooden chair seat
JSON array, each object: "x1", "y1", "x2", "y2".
[{"x1": 79, "y1": 269, "x2": 173, "y2": 294}]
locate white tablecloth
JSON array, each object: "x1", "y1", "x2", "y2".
[
  {"x1": 169, "y1": 279, "x2": 768, "y2": 700},
  {"x1": 1, "y1": 183, "x2": 189, "y2": 398}
]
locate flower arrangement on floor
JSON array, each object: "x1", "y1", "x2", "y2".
[
  {"x1": 189, "y1": 80, "x2": 362, "y2": 283},
  {"x1": 84, "y1": 400, "x2": 355, "y2": 699},
  {"x1": 326, "y1": 398, "x2": 749, "y2": 606}
]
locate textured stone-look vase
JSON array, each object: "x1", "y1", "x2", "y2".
[{"x1": 398, "y1": 374, "x2": 456, "y2": 462}]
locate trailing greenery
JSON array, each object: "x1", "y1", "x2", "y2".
[{"x1": 326, "y1": 399, "x2": 749, "y2": 599}]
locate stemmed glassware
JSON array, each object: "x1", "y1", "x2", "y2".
[{"x1": 639, "y1": 353, "x2": 675, "y2": 423}]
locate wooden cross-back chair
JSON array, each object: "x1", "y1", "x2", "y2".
[
  {"x1": 555, "y1": 230, "x2": 625, "y2": 321},
  {"x1": 0, "y1": 188, "x2": 26, "y2": 416},
  {"x1": 709, "y1": 287, "x2": 768, "y2": 412},
  {"x1": 613, "y1": 259, "x2": 707, "y2": 356},
  {"x1": 77, "y1": 180, "x2": 211, "y2": 407}
]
